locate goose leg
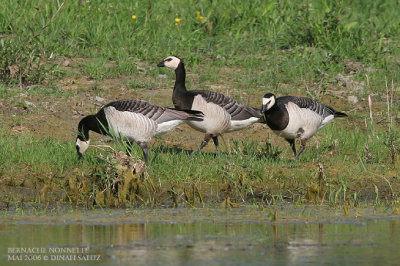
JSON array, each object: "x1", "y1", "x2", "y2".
[
  {"x1": 286, "y1": 139, "x2": 296, "y2": 156},
  {"x1": 294, "y1": 139, "x2": 307, "y2": 160},
  {"x1": 138, "y1": 142, "x2": 149, "y2": 163},
  {"x1": 191, "y1": 133, "x2": 213, "y2": 155},
  {"x1": 212, "y1": 136, "x2": 221, "y2": 154}
]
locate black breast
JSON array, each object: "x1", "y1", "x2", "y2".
[
  {"x1": 172, "y1": 89, "x2": 196, "y2": 110},
  {"x1": 263, "y1": 103, "x2": 289, "y2": 131}
]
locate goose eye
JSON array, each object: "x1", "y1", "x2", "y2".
[{"x1": 166, "y1": 58, "x2": 173, "y2": 62}]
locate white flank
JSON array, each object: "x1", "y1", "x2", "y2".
[
  {"x1": 104, "y1": 106, "x2": 157, "y2": 143},
  {"x1": 188, "y1": 95, "x2": 231, "y2": 134},
  {"x1": 229, "y1": 117, "x2": 260, "y2": 132},
  {"x1": 156, "y1": 120, "x2": 185, "y2": 135},
  {"x1": 320, "y1": 114, "x2": 334, "y2": 130},
  {"x1": 274, "y1": 102, "x2": 323, "y2": 140}
]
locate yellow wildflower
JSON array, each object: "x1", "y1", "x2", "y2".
[
  {"x1": 175, "y1": 18, "x2": 181, "y2": 23},
  {"x1": 132, "y1": 15, "x2": 137, "y2": 20},
  {"x1": 98, "y1": 7, "x2": 101, "y2": 12},
  {"x1": 196, "y1": 11, "x2": 204, "y2": 20}
]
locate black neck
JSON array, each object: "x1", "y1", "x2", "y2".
[
  {"x1": 174, "y1": 62, "x2": 187, "y2": 93},
  {"x1": 264, "y1": 103, "x2": 288, "y2": 131},
  {"x1": 172, "y1": 62, "x2": 194, "y2": 109},
  {"x1": 266, "y1": 102, "x2": 281, "y2": 114},
  {"x1": 77, "y1": 113, "x2": 106, "y2": 140}
]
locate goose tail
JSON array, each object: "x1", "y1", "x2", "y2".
[
  {"x1": 182, "y1": 109, "x2": 204, "y2": 121},
  {"x1": 168, "y1": 108, "x2": 204, "y2": 121},
  {"x1": 334, "y1": 111, "x2": 348, "y2": 118}
]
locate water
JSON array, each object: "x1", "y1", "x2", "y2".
[{"x1": 1, "y1": 207, "x2": 400, "y2": 265}]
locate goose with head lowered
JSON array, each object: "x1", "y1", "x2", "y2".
[
  {"x1": 157, "y1": 56, "x2": 263, "y2": 153},
  {"x1": 261, "y1": 93, "x2": 347, "y2": 160},
  {"x1": 75, "y1": 98, "x2": 203, "y2": 163}
]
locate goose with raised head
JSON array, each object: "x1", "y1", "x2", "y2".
[
  {"x1": 75, "y1": 98, "x2": 204, "y2": 163},
  {"x1": 157, "y1": 56, "x2": 263, "y2": 153},
  {"x1": 261, "y1": 93, "x2": 348, "y2": 160}
]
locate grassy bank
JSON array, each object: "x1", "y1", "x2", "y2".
[
  {"x1": 0, "y1": 117, "x2": 399, "y2": 208},
  {"x1": 0, "y1": 0, "x2": 399, "y2": 208}
]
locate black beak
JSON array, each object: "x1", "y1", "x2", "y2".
[
  {"x1": 157, "y1": 61, "x2": 165, "y2": 67},
  {"x1": 261, "y1": 105, "x2": 266, "y2": 113}
]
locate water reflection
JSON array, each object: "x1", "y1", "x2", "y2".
[{"x1": 1, "y1": 220, "x2": 400, "y2": 265}]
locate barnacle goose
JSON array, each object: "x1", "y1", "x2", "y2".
[
  {"x1": 261, "y1": 93, "x2": 347, "y2": 160},
  {"x1": 75, "y1": 98, "x2": 203, "y2": 163},
  {"x1": 157, "y1": 56, "x2": 263, "y2": 153}
]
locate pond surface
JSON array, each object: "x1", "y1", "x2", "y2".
[{"x1": 1, "y1": 207, "x2": 400, "y2": 265}]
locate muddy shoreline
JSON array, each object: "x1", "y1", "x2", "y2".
[{"x1": 1, "y1": 205, "x2": 399, "y2": 225}]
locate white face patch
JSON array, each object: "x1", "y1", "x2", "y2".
[
  {"x1": 162, "y1": 56, "x2": 181, "y2": 70},
  {"x1": 76, "y1": 138, "x2": 90, "y2": 155},
  {"x1": 262, "y1": 96, "x2": 276, "y2": 111},
  {"x1": 262, "y1": 97, "x2": 270, "y2": 107}
]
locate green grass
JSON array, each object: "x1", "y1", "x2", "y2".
[
  {"x1": 0, "y1": 118, "x2": 398, "y2": 207},
  {"x1": 1, "y1": 0, "x2": 400, "y2": 88},
  {"x1": 0, "y1": 131, "x2": 102, "y2": 174}
]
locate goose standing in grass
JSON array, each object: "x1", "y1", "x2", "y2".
[
  {"x1": 75, "y1": 98, "x2": 203, "y2": 163},
  {"x1": 157, "y1": 56, "x2": 263, "y2": 153},
  {"x1": 261, "y1": 93, "x2": 347, "y2": 160}
]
